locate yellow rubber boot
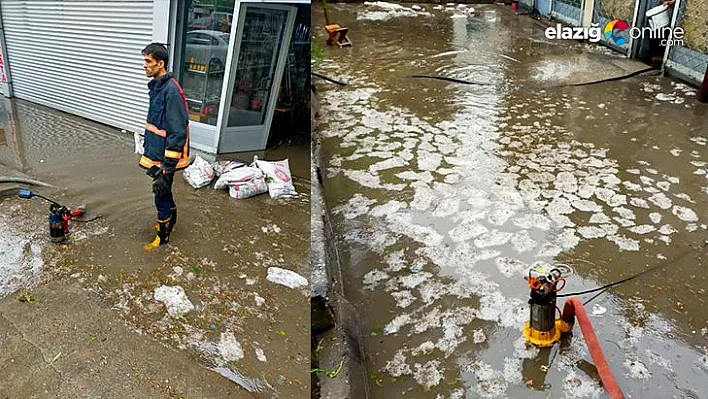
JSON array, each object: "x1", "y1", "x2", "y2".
[
  {"x1": 154, "y1": 208, "x2": 177, "y2": 233},
  {"x1": 144, "y1": 218, "x2": 170, "y2": 251}
]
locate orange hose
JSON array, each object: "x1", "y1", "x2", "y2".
[{"x1": 561, "y1": 297, "x2": 625, "y2": 399}]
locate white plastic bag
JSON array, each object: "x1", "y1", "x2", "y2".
[
  {"x1": 214, "y1": 167, "x2": 263, "y2": 190},
  {"x1": 183, "y1": 155, "x2": 215, "y2": 189},
  {"x1": 228, "y1": 177, "x2": 269, "y2": 199},
  {"x1": 134, "y1": 132, "x2": 144, "y2": 154},
  {"x1": 212, "y1": 160, "x2": 245, "y2": 177},
  {"x1": 254, "y1": 157, "x2": 298, "y2": 198}
]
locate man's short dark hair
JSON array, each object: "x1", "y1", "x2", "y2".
[{"x1": 142, "y1": 43, "x2": 169, "y2": 68}]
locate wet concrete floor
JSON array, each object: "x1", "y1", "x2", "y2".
[
  {"x1": 0, "y1": 96, "x2": 310, "y2": 397},
  {"x1": 315, "y1": 3, "x2": 708, "y2": 398}
]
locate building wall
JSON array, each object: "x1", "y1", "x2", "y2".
[
  {"x1": 0, "y1": 1, "x2": 168, "y2": 135},
  {"x1": 595, "y1": 0, "x2": 635, "y2": 23},
  {"x1": 666, "y1": 0, "x2": 708, "y2": 85},
  {"x1": 680, "y1": 0, "x2": 707, "y2": 53}
]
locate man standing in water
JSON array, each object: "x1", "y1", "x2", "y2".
[{"x1": 140, "y1": 43, "x2": 190, "y2": 250}]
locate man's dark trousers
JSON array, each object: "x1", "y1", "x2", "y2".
[{"x1": 155, "y1": 173, "x2": 175, "y2": 223}]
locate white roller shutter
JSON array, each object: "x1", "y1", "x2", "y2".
[{"x1": 0, "y1": 1, "x2": 154, "y2": 134}]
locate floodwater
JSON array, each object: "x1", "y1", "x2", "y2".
[
  {"x1": 315, "y1": 3, "x2": 708, "y2": 398},
  {"x1": 0, "y1": 96, "x2": 311, "y2": 397}
]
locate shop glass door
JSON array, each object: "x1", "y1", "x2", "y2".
[
  {"x1": 177, "y1": 0, "x2": 235, "y2": 126},
  {"x1": 219, "y1": 3, "x2": 296, "y2": 153}
]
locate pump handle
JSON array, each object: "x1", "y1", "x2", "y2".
[{"x1": 18, "y1": 188, "x2": 34, "y2": 199}]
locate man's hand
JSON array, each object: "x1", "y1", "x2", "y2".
[
  {"x1": 146, "y1": 165, "x2": 161, "y2": 179},
  {"x1": 153, "y1": 171, "x2": 173, "y2": 196},
  {"x1": 662, "y1": 0, "x2": 675, "y2": 6}
]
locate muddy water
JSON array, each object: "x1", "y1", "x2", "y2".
[
  {"x1": 0, "y1": 97, "x2": 311, "y2": 397},
  {"x1": 316, "y1": 3, "x2": 708, "y2": 398}
]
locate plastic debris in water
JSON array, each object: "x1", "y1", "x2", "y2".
[
  {"x1": 592, "y1": 304, "x2": 607, "y2": 316},
  {"x1": 266, "y1": 267, "x2": 308, "y2": 289},
  {"x1": 211, "y1": 367, "x2": 273, "y2": 393}
]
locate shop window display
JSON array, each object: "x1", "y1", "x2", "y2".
[
  {"x1": 227, "y1": 5, "x2": 290, "y2": 127},
  {"x1": 180, "y1": 1, "x2": 235, "y2": 125}
]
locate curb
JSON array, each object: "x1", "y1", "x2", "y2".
[{"x1": 310, "y1": 86, "x2": 371, "y2": 399}]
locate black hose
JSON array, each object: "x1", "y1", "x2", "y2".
[
  {"x1": 583, "y1": 288, "x2": 607, "y2": 306},
  {"x1": 32, "y1": 193, "x2": 63, "y2": 207},
  {"x1": 559, "y1": 240, "x2": 708, "y2": 298},
  {"x1": 551, "y1": 67, "x2": 658, "y2": 88},
  {"x1": 408, "y1": 74, "x2": 495, "y2": 86},
  {"x1": 311, "y1": 72, "x2": 348, "y2": 86},
  {"x1": 0, "y1": 177, "x2": 53, "y2": 187},
  {"x1": 407, "y1": 67, "x2": 658, "y2": 89}
]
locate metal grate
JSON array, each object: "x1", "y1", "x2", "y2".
[
  {"x1": 593, "y1": 0, "x2": 637, "y2": 53},
  {"x1": 595, "y1": 0, "x2": 636, "y2": 23},
  {"x1": 552, "y1": 0, "x2": 583, "y2": 26}
]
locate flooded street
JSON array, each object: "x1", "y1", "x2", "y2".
[
  {"x1": 315, "y1": 3, "x2": 708, "y2": 398},
  {"x1": 0, "y1": 97, "x2": 310, "y2": 397}
]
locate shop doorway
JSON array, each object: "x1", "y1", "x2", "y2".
[
  {"x1": 219, "y1": 3, "x2": 296, "y2": 152},
  {"x1": 171, "y1": 0, "x2": 304, "y2": 154}
]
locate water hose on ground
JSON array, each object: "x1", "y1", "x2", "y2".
[
  {"x1": 559, "y1": 67, "x2": 657, "y2": 88},
  {"x1": 408, "y1": 67, "x2": 659, "y2": 89},
  {"x1": 312, "y1": 72, "x2": 348, "y2": 86},
  {"x1": 561, "y1": 297, "x2": 625, "y2": 399},
  {"x1": 0, "y1": 177, "x2": 53, "y2": 187},
  {"x1": 558, "y1": 240, "x2": 708, "y2": 299},
  {"x1": 408, "y1": 74, "x2": 495, "y2": 86}
]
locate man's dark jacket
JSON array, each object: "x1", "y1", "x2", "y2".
[{"x1": 140, "y1": 72, "x2": 190, "y2": 172}]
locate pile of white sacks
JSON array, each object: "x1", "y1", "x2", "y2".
[{"x1": 183, "y1": 155, "x2": 298, "y2": 199}]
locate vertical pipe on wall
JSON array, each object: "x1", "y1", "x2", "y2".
[
  {"x1": 661, "y1": 0, "x2": 682, "y2": 73},
  {"x1": 581, "y1": 0, "x2": 594, "y2": 26},
  {"x1": 627, "y1": 0, "x2": 642, "y2": 58}
]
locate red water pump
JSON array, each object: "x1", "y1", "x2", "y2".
[{"x1": 18, "y1": 188, "x2": 88, "y2": 243}]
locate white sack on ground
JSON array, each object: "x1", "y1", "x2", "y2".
[
  {"x1": 212, "y1": 160, "x2": 245, "y2": 177},
  {"x1": 228, "y1": 177, "x2": 268, "y2": 199},
  {"x1": 183, "y1": 155, "x2": 215, "y2": 189},
  {"x1": 215, "y1": 167, "x2": 268, "y2": 199},
  {"x1": 214, "y1": 167, "x2": 264, "y2": 190},
  {"x1": 254, "y1": 157, "x2": 298, "y2": 198}
]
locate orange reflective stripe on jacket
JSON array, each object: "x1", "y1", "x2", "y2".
[
  {"x1": 139, "y1": 155, "x2": 161, "y2": 168},
  {"x1": 170, "y1": 77, "x2": 191, "y2": 170},
  {"x1": 141, "y1": 77, "x2": 191, "y2": 171},
  {"x1": 165, "y1": 150, "x2": 181, "y2": 159},
  {"x1": 141, "y1": 154, "x2": 190, "y2": 170},
  {"x1": 176, "y1": 157, "x2": 190, "y2": 169},
  {"x1": 145, "y1": 123, "x2": 166, "y2": 138}
]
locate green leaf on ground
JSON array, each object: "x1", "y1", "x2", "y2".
[
  {"x1": 310, "y1": 358, "x2": 345, "y2": 379},
  {"x1": 327, "y1": 359, "x2": 344, "y2": 378},
  {"x1": 18, "y1": 292, "x2": 35, "y2": 303},
  {"x1": 371, "y1": 325, "x2": 384, "y2": 336}
]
